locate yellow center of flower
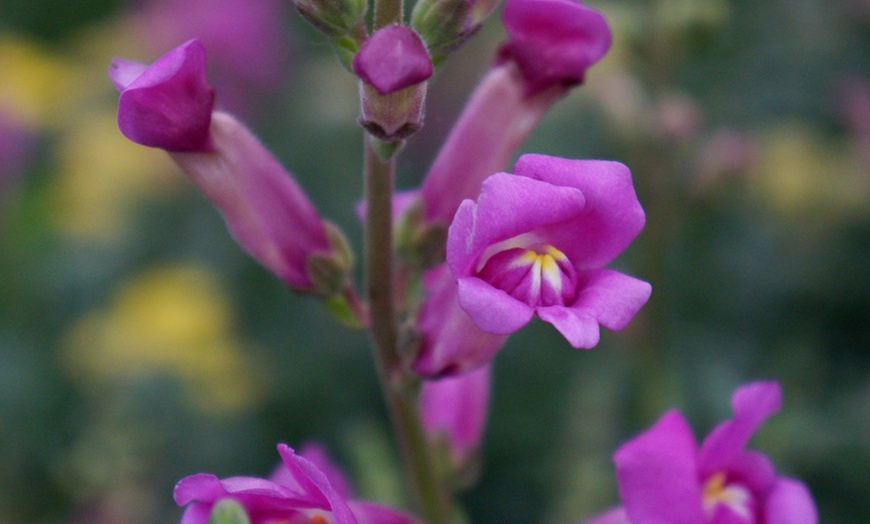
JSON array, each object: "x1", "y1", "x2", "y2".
[
  {"x1": 477, "y1": 243, "x2": 577, "y2": 307},
  {"x1": 702, "y1": 472, "x2": 753, "y2": 521}
]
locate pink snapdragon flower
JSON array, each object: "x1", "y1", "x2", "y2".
[
  {"x1": 418, "y1": 0, "x2": 612, "y2": 227},
  {"x1": 110, "y1": 40, "x2": 350, "y2": 295},
  {"x1": 420, "y1": 362, "x2": 491, "y2": 467},
  {"x1": 446, "y1": 154, "x2": 650, "y2": 349},
  {"x1": 175, "y1": 443, "x2": 416, "y2": 524},
  {"x1": 586, "y1": 382, "x2": 818, "y2": 524}
]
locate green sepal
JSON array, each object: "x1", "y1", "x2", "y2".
[
  {"x1": 209, "y1": 499, "x2": 251, "y2": 524},
  {"x1": 323, "y1": 292, "x2": 365, "y2": 329}
]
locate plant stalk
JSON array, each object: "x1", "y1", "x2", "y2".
[{"x1": 363, "y1": 136, "x2": 452, "y2": 523}]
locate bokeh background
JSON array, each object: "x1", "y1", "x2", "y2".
[{"x1": 1, "y1": 0, "x2": 868, "y2": 522}]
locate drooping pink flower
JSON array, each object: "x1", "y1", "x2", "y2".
[
  {"x1": 175, "y1": 443, "x2": 416, "y2": 524},
  {"x1": 585, "y1": 382, "x2": 818, "y2": 524},
  {"x1": 413, "y1": 265, "x2": 508, "y2": 376},
  {"x1": 420, "y1": 363, "x2": 491, "y2": 467},
  {"x1": 498, "y1": 0, "x2": 612, "y2": 95},
  {"x1": 446, "y1": 154, "x2": 650, "y2": 349},
  {"x1": 110, "y1": 40, "x2": 350, "y2": 295},
  {"x1": 110, "y1": 39, "x2": 215, "y2": 152}
]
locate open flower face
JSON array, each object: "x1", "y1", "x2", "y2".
[
  {"x1": 446, "y1": 154, "x2": 651, "y2": 348},
  {"x1": 606, "y1": 382, "x2": 818, "y2": 524}
]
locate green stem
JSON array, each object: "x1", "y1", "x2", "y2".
[
  {"x1": 363, "y1": 136, "x2": 452, "y2": 523},
  {"x1": 373, "y1": 0, "x2": 403, "y2": 29}
]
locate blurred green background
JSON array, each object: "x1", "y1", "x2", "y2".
[{"x1": 0, "y1": 0, "x2": 867, "y2": 522}]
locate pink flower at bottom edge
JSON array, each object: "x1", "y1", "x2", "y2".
[
  {"x1": 174, "y1": 444, "x2": 416, "y2": 524},
  {"x1": 584, "y1": 381, "x2": 818, "y2": 524}
]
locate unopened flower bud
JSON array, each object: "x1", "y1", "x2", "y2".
[
  {"x1": 293, "y1": 0, "x2": 367, "y2": 38},
  {"x1": 411, "y1": 0, "x2": 500, "y2": 65},
  {"x1": 353, "y1": 25, "x2": 433, "y2": 142}
]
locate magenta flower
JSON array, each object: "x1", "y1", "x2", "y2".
[
  {"x1": 413, "y1": 265, "x2": 508, "y2": 376},
  {"x1": 498, "y1": 0, "x2": 612, "y2": 95},
  {"x1": 446, "y1": 154, "x2": 650, "y2": 348},
  {"x1": 110, "y1": 41, "x2": 350, "y2": 294},
  {"x1": 587, "y1": 382, "x2": 818, "y2": 524},
  {"x1": 420, "y1": 362, "x2": 491, "y2": 468},
  {"x1": 109, "y1": 39, "x2": 215, "y2": 152},
  {"x1": 175, "y1": 443, "x2": 416, "y2": 524}
]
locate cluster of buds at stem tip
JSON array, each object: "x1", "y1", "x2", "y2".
[
  {"x1": 352, "y1": 25, "x2": 434, "y2": 146},
  {"x1": 109, "y1": 39, "x2": 355, "y2": 302},
  {"x1": 411, "y1": 0, "x2": 501, "y2": 66},
  {"x1": 292, "y1": 0, "x2": 368, "y2": 69}
]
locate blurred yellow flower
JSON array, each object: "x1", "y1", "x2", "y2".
[
  {"x1": 63, "y1": 264, "x2": 266, "y2": 414},
  {"x1": 0, "y1": 35, "x2": 82, "y2": 129},
  {"x1": 50, "y1": 109, "x2": 178, "y2": 242},
  {"x1": 750, "y1": 122, "x2": 869, "y2": 220}
]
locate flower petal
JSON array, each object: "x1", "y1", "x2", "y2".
[
  {"x1": 536, "y1": 305, "x2": 600, "y2": 348},
  {"x1": 456, "y1": 276, "x2": 535, "y2": 334},
  {"x1": 569, "y1": 269, "x2": 652, "y2": 330},
  {"x1": 513, "y1": 155, "x2": 645, "y2": 269},
  {"x1": 353, "y1": 25, "x2": 433, "y2": 95},
  {"x1": 112, "y1": 39, "x2": 215, "y2": 152},
  {"x1": 698, "y1": 381, "x2": 782, "y2": 476},
  {"x1": 764, "y1": 477, "x2": 818, "y2": 524},
  {"x1": 277, "y1": 444, "x2": 358, "y2": 524},
  {"x1": 446, "y1": 173, "x2": 585, "y2": 277},
  {"x1": 614, "y1": 410, "x2": 706, "y2": 523}
]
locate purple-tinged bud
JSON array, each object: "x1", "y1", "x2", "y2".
[
  {"x1": 109, "y1": 39, "x2": 215, "y2": 152},
  {"x1": 420, "y1": 364, "x2": 491, "y2": 476},
  {"x1": 498, "y1": 0, "x2": 612, "y2": 95},
  {"x1": 411, "y1": 0, "x2": 501, "y2": 65},
  {"x1": 353, "y1": 25, "x2": 433, "y2": 142},
  {"x1": 169, "y1": 112, "x2": 351, "y2": 295},
  {"x1": 294, "y1": 0, "x2": 367, "y2": 39}
]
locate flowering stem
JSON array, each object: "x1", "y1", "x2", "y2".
[{"x1": 363, "y1": 137, "x2": 452, "y2": 523}]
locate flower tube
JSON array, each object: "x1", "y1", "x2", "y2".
[
  {"x1": 417, "y1": 0, "x2": 612, "y2": 228},
  {"x1": 109, "y1": 40, "x2": 352, "y2": 296},
  {"x1": 446, "y1": 154, "x2": 650, "y2": 349},
  {"x1": 420, "y1": 362, "x2": 491, "y2": 470}
]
